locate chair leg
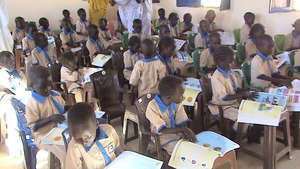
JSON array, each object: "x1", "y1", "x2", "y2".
[
  {"x1": 229, "y1": 151, "x2": 238, "y2": 169},
  {"x1": 283, "y1": 114, "x2": 292, "y2": 159},
  {"x1": 122, "y1": 114, "x2": 128, "y2": 145}
]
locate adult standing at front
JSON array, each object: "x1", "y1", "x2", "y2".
[
  {"x1": 110, "y1": 0, "x2": 152, "y2": 36},
  {"x1": 85, "y1": 0, "x2": 109, "y2": 25},
  {"x1": 0, "y1": 0, "x2": 13, "y2": 52}
]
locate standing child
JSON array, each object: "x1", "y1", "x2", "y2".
[
  {"x1": 39, "y1": 17, "x2": 53, "y2": 37},
  {"x1": 158, "y1": 8, "x2": 168, "y2": 26},
  {"x1": 86, "y1": 24, "x2": 106, "y2": 60},
  {"x1": 60, "y1": 18, "x2": 80, "y2": 51},
  {"x1": 25, "y1": 65, "x2": 66, "y2": 169},
  {"x1": 181, "y1": 13, "x2": 196, "y2": 34},
  {"x1": 146, "y1": 75, "x2": 196, "y2": 155},
  {"x1": 76, "y1": 8, "x2": 89, "y2": 41},
  {"x1": 130, "y1": 39, "x2": 167, "y2": 97},
  {"x1": 12, "y1": 17, "x2": 26, "y2": 49},
  {"x1": 168, "y1": 13, "x2": 180, "y2": 37},
  {"x1": 22, "y1": 22, "x2": 38, "y2": 57},
  {"x1": 245, "y1": 23, "x2": 265, "y2": 59},
  {"x1": 284, "y1": 19, "x2": 300, "y2": 51},
  {"x1": 157, "y1": 36, "x2": 177, "y2": 75},
  {"x1": 240, "y1": 12, "x2": 255, "y2": 45},
  {"x1": 123, "y1": 36, "x2": 142, "y2": 81},
  {"x1": 205, "y1": 10, "x2": 224, "y2": 33},
  {"x1": 66, "y1": 103, "x2": 120, "y2": 169},
  {"x1": 194, "y1": 20, "x2": 210, "y2": 49},
  {"x1": 61, "y1": 9, "x2": 75, "y2": 29}
]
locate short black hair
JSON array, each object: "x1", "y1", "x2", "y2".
[
  {"x1": 0, "y1": 51, "x2": 15, "y2": 67},
  {"x1": 60, "y1": 52, "x2": 74, "y2": 64},
  {"x1": 244, "y1": 12, "x2": 255, "y2": 19},
  {"x1": 39, "y1": 17, "x2": 48, "y2": 25},
  {"x1": 158, "y1": 36, "x2": 175, "y2": 52},
  {"x1": 62, "y1": 9, "x2": 69, "y2": 14},
  {"x1": 256, "y1": 34, "x2": 274, "y2": 47},
  {"x1": 87, "y1": 24, "x2": 98, "y2": 36},
  {"x1": 15, "y1": 16, "x2": 25, "y2": 23},
  {"x1": 27, "y1": 65, "x2": 50, "y2": 87},
  {"x1": 168, "y1": 12, "x2": 178, "y2": 20},
  {"x1": 128, "y1": 36, "x2": 141, "y2": 47},
  {"x1": 158, "y1": 8, "x2": 165, "y2": 12},
  {"x1": 249, "y1": 23, "x2": 264, "y2": 38},
  {"x1": 183, "y1": 13, "x2": 192, "y2": 20},
  {"x1": 158, "y1": 75, "x2": 183, "y2": 97},
  {"x1": 142, "y1": 38, "x2": 154, "y2": 49},
  {"x1": 68, "y1": 103, "x2": 96, "y2": 135},
  {"x1": 77, "y1": 8, "x2": 86, "y2": 15},
  {"x1": 25, "y1": 22, "x2": 37, "y2": 32},
  {"x1": 133, "y1": 19, "x2": 142, "y2": 25},
  {"x1": 33, "y1": 32, "x2": 47, "y2": 44},
  {"x1": 214, "y1": 46, "x2": 234, "y2": 63},
  {"x1": 159, "y1": 24, "x2": 170, "y2": 32}
]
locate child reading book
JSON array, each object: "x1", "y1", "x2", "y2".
[{"x1": 86, "y1": 24, "x2": 107, "y2": 60}]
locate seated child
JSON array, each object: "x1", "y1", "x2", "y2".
[
  {"x1": 129, "y1": 19, "x2": 146, "y2": 40},
  {"x1": 86, "y1": 24, "x2": 106, "y2": 60},
  {"x1": 22, "y1": 22, "x2": 38, "y2": 57},
  {"x1": 12, "y1": 17, "x2": 26, "y2": 50},
  {"x1": 123, "y1": 36, "x2": 142, "y2": 81},
  {"x1": 157, "y1": 36, "x2": 177, "y2": 75},
  {"x1": 60, "y1": 18, "x2": 80, "y2": 51},
  {"x1": 60, "y1": 52, "x2": 83, "y2": 102},
  {"x1": 200, "y1": 32, "x2": 221, "y2": 73},
  {"x1": 194, "y1": 20, "x2": 210, "y2": 49},
  {"x1": 240, "y1": 12, "x2": 255, "y2": 45},
  {"x1": 146, "y1": 75, "x2": 196, "y2": 155},
  {"x1": 158, "y1": 8, "x2": 168, "y2": 26},
  {"x1": 173, "y1": 44, "x2": 193, "y2": 77},
  {"x1": 180, "y1": 13, "x2": 196, "y2": 34},
  {"x1": 284, "y1": 19, "x2": 300, "y2": 51},
  {"x1": 25, "y1": 65, "x2": 66, "y2": 168},
  {"x1": 76, "y1": 8, "x2": 89, "y2": 41},
  {"x1": 66, "y1": 103, "x2": 120, "y2": 169},
  {"x1": 159, "y1": 24, "x2": 171, "y2": 38},
  {"x1": 61, "y1": 9, "x2": 75, "y2": 29},
  {"x1": 205, "y1": 10, "x2": 224, "y2": 33},
  {"x1": 130, "y1": 39, "x2": 167, "y2": 97},
  {"x1": 29, "y1": 32, "x2": 57, "y2": 68},
  {"x1": 245, "y1": 23, "x2": 265, "y2": 59},
  {"x1": 251, "y1": 35, "x2": 294, "y2": 89},
  {"x1": 168, "y1": 13, "x2": 180, "y2": 37},
  {"x1": 39, "y1": 17, "x2": 53, "y2": 37},
  {"x1": 98, "y1": 18, "x2": 113, "y2": 48}
]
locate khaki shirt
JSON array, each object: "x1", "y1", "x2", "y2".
[
  {"x1": 129, "y1": 58, "x2": 167, "y2": 97},
  {"x1": 168, "y1": 24, "x2": 179, "y2": 37},
  {"x1": 66, "y1": 124, "x2": 119, "y2": 169},
  {"x1": 123, "y1": 50, "x2": 142, "y2": 81},
  {"x1": 86, "y1": 38, "x2": 105, "y2": 60},
  {"x1": 240, "y1": 24, "x2": 251, "y2": 45},
  {"x1": 251, "y1": 54, "x2": 278, "y2": 88},
  {"x1": 284, "y1": 33, "x2": 300, "y2": 50},
  {"x1": 60, "y1": 31, "x2": 79, "y2": 51},
  {"x1": 29, "y1": 46, "x2": 57, "y2": 68},
  {"x1": 61, "y1": 66, "x2": 82, "y2": 93},
  {"x1": 194, "y1": 32, "x2": 208, "y2": 49},
  {"x1": 99, "y1": 29, "x2": 112, "y2": 48},
  {"x1": 12, "y1": 29, "x2": 25, "y2": 45},
  {"x1": 245, "y1": 39, "x2": 258, "y2": 58},
  {"x1": 200, "y1": 48, "x2": 215, "y2": 68},
  {"x1": 208, "y1": 22, "x2": 217, "y2": 32},
  {"x1": 22, "y1": 36, "x2": 36, "y2": 53}
]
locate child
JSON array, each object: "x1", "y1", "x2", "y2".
[
  {"x1": 12, "y1": 17, "x2": 26, "y2": 49},
  {"x1": 76, "y1": 8, "x2": 89, "y2": 41},
  {"x1": 205, "y1": 10, "x2": 223, "y2": 33},
  {"x1": 61, "y1": 9, "x2": 75, "y2": 29},
  {"x1": 86, "y1": 24, "x2": 106, "y2": 60},
  {"x1": 194, "y1": 20, "x2": 210, "y2": 49},
  {"x1": 129, "y1": 19, "x2": 145, "y2": 40},
  {"x1": 123, "y1": 36, "x2": 142, "y2": 81},
  {"x1": 251, "y1": 35, "x2": 293, "y2": 89},
  {"x1": 66, "y1": 103, "x2": 120, "y2": 169},
  {"x1": 181, "y1": 13, "x2": 195, "y2": 34},
  {"x1": 145, "y1": 75, "x2": 196, "y2": 155},
  {"x1": 158, "y1": 8, "x2": 168, "y2": 26},
  {"x1": 173, "y1": 43, "x2": 193, "y2": 77},
  {"x1": 22, "y1": 22, "x2": 38, "y2": 57},
  {"x1": 60, "y1": 18, "x2": 80, "y2": 51},
  {"x1": 245, "y1": 23, "x2": 265, "y2": 59},
  {"x1": 25, "y1": 65, "x2": 66, "y2": 168},
  {"x1": 98, "y1": 18, "x2": 112, "y2": 48},
  {"x1": 240, "y1": 12, "x2": 255, "y2": 45},
  {"x1": 159, "y1": 24, "x2": 171, "y2": 38},
  {"x1": 39, "y1": 17, "x2": 53, "y2": 37},
  {"x1": 60, "y1": 52, "x2": 83, "y2": 102},
  {"x1": 157, "y1": 36, "x2": 177, "y2": 75},
  {"x1": 29, "y1": 32, "x2": 57, "y2": 68},
  {"x1": 200, "y1": 32, "x2": 221, "y2": 73},
  {"x1": 130, "y1": 39, "x2": 167, "y2": 97},
  {"x1": 284, "y1": 19, "x2": 300, "y2": 51},
  {"x1": 168, "y1": 13, "x2": 180, "y2": 37}
]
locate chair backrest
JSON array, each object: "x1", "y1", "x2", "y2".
[
  {"x1": 274, "y1": 34, "x2": 286, "y2": 53},
  {"x1": 289, "y1": 50, "x2": 296, "y2": 66},
  {"x1": 200, "y1": 75, "x2": 213, "y2": 102},
  {"x1": 233, "y1": 29, "x2": 241, "y2": 44},
  {"x1": 241, "y1": 61, "x2": 251, "y2": 87},
  {"x1": 135, "y1": 94, "x2": 156, "y2": 132},
  {"x1": 236, "y1": 43, "x2": 246, "y2": 65},
  {"x1": 192, "y1": 48, "x2": 204, "y2": 74},
  {"x1": 187, "y1": 33, "x2": 197, "y2": 49},
  {"x1": 122, "y1": 33, "x2": 129, "y2": 48}
]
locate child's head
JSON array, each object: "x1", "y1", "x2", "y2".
[
  {"x1": 62, "y1": 9, "x2": 70, "y2": 18},
  {"x1": 158, "y1": 8, "x2": 165, "y2": 18},
  {"x1": 158, "y1": 36, "x2": 176, "y2": 57},
  {"x1": 128, "y1": 36, "x2": 141, "y2": 54},
  {"x1": 0, "y1": 51, "x2": 15, "y2": 71},
  {"x1": 34, "y1": 32, "x2": 48, "y2": 49},
  {"x1": 68, "y1": 103, "x2": 98, "y2": 147},
  {"x1": 158, "y1": 75, "x2": 184, "y2": 104},
  {"x1": 208, "y1": 32, "x2": 221, "y2": 48},
  {"x1": 249, "y1": 23, "x2": 265, "y2": 39},
  {"x1": 28, "y1": 65, "x2": 52, "y2": 96},
  {"x1": 256, "y1": 34, "x2": 274, "y2": 56},
  {"x1": 183, "y1": 13, "x2": 192, "y2": 23},
  {"x1": 293, "y1": 19, "x2": 300, "y2": 33},
  {"x1": 61, "y1": 18, "x2": 72, "y2": 31},
  {"x1": 168, "y1": 12, "x2": 179, "y2": 26},
  {"x1": 159, "y1": 24, "x2": 171, "y2": 38},
  {"x1": 99, "y1": 18, "x2": 107, "y2": 30},
  {"x1": 214, "y1": 46, "x2": 234, "y2": 71},
  {"x1": 199, "y1": 20, "x2": 210, "y2": 33},
  {"x1": 60, "y1": 52, "x2": 79, "y2": 71},
  {"x1": 87, "y1": 24, "x2": 99, "y2": 39},
  {"x1": 39, "y1": 17, "x2": 49, "y2": 29},
  {"x1": 15, "y1": 17, "x2": 25, "y2": 29},
  {"x1": 141, "y1": 39, "x2": 155, "y2": 58},
  {"x1": 77, "y1": 8, "x2": 86, "y2": 20},
  {"x1": 205, "y1": 10, "x2": 216, "y2": 23},
  {"x1": 26, "y1": 22, "x2": 38, "y2": 35},
  {"x1": 244, "y1": 12, "x2": 255, "y2": 26},
  {"x1": 133, "y1": 19, "x2": 142, "y2": 33}
]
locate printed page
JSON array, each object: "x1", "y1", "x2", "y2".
[
  {"x1": 219, "y1": 32, "x2": 235, "y2": 46},
  {"x1": 41, "y1": 127, "x2": 65, "y2": 146},
  {"x1": 92, "y1": 54, "x2": 112, "y2": 67},
  {"x1": 182, "y1": 88, "x2": 200, "y2": 106}
]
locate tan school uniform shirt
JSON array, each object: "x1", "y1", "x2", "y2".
[
  {"x1": 284, "y1": 32, "x2": 300, "y2": 50},
  {"x1": 60, "y1": 30, "x2": 79, "y2": 51},
  {"x1": 76, "y1": 19, "x2": 89, "y2": 41},
  {"x1": 29, "y1": 46, "x2": 57, "y2": 68},
  {"x1": 86, "y1": 37, "x2": 105, "y2": 60},
  {"x1": 245, "y1": 38, "x2": 258, "y2": 58},
  {"x1": 168, "y1": 24, "x2": 179, "y2": 37},
  {"x1": 12, "y1": 29, "x2": 25, "y2": 45},
  {"x1": 123, "y1": 50, "x2": 142, "y2": 81},
  {"x1": 240, "y1": 24, "x2": 251, "y2": 45},
  {"x1": 194, "y1": 32, "x2": 209, "y2": 49},
  {"x1": 22, "y1": 36, "x2": 36, "y2": 54},
  {"x1": 200, "y1": 48, "x2": 215, "y2": 68}
]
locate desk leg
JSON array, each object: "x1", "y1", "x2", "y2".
[
  {"x1": 263, "y1": 126, "x2": 276, "y2": 169},
  {"x1": 294, "y1": 113, "x2": 300, "y2": 149}
]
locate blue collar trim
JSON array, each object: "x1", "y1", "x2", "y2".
[
  {"x1": 36, "y1": 46, "x2": 48, "y2": 53},
  {"x1": 159, "y1": 18, "x2": 166, "y2": 22},
  {"x1": 26, "y1": 34, "x2": 33, "y2": 40},
  {"x1": 250, "y1": 38, "x2": 256, "y2": 44},
  {"x1": 154, "y1": 94, "x2": 176, "y2": 113},
  {"x1": 31, "y1": 91, "x2": 59, "y2": 103},
  {"x1": 89, "y1": 37, "x2": 100, "y2": 44},
  {"x1": 41, "y1": 28, "x2": 50, "y2": 32},
  {"x1": 6, "y1": 69, "x2": 21, "y2": 79},
  {"x1": 157, "y1": 53, "x2": 171, "y2": 63},
  {"x1": 84, "y1": 127, "x2": 108, "y2": 152},
  {"x1": 257, "y1": 52, "x2": 271, "y2": 62},
  {"x1": 16, "y1": 28, "x2": 21, "y2": 33},
  {"x1": 80, "y1": 18, "x2": 87, "y2": 23},
  {"x1": 217, "y1": 66, "x2": 231, "y2": 78},
  {"x1": 63, "y1": 29, "x2": 73, "y2": 35},
  {"x1": 292, "y1": 31, "x2": 300, "y2": 38},
  {"x1": 140, "y1": 58, "x2": 158, "y2": 62}
]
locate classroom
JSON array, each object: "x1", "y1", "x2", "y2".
[{"x1": 1, "y1": 0, "x2": 300, "y2": 169}]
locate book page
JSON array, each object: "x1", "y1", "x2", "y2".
[
  {"x1": 41, "y1": 128, "x2": 65, "y2": 146},
  {"x1": 219, "y1": 32, "x2": 235, "y2": 46},
  {"x1": 182, "y1": 88, "x2": 200, "y2": 106},
  {"x1": 174, "y1": 39, "x2": 186, "y2": 51},
  {"x1": 92, "y1": 54, "x2": 112, "y2": 67}
]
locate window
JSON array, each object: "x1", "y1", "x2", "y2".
[
  {"x1": 201, "y1": 0, "x2": 222, "y2": 8},
  {"x1": 293, "y1": 0, "x2": 300, "y2": 10},
  {"x1": 176, "y1": 0, "x2": 222, "y2": 8}
]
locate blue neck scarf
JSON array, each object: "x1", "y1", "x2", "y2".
[
  {"x1": 154, "y1": 94, "x2": 177, "y2": 128},
  {"x1": 41, "y1": 28, "x2": 50, "y2": 32},
  {"x1": 26, "y1": 34, "x2": 34, "y2": 40},
  {"x1": 31, "y1": 91, "x2": 64, "y2": 114},
  {"x1": 292, "y1": 30, "x2": 300, "y2": 38},
  {"x1": 217, "y1": 66, "x2": 231, "y2": 78},
  {"x1": 89, "y1": 37, "x2": 102, "y2": 50},
  {"x1": 36, "y1": 46, "x2": 52, "y2": 64}
]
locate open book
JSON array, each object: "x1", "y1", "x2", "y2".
[
  {"x1": 174, "y1": 39, "x2": 186, "y2": 51},
  {"x1": 269, "y1": 86, "x2": 300, "y2": 111},
  {"x1": 92, "y1": 54, "x2": 112, "y2": 67},
  {"x1": 41, "y1": 127, "x2": 65, "y2": 146},
  {"x1": 105, "y1": 151, "x2": 163, "y2": 169},
  {"x1": 219, "y1": 32, "x2": 235, "y2": 46},
  {"x1": 275, "y1": 52, "x2": 291, "y2": 68},
  {"x1": 182, "y1": 78, "x2": 202, "y2": 106}
]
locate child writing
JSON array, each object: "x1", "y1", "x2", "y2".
[
  {"x1": 39, "y1": 17, "x2": 53, "y2": 37},
  {"x1": 86, "y1": 24, "x2": 107, "y2": 60},
  {"x1": 194, "y1": 20, "x2": 210, "y2": 49},
  {"x1": 284, "y1": 19, "x2": 300, "y2": 51},
  {"x1": 157, "y1": 36, "x2": 177, "y2": 75},
  {"x1": 200, "y1": 32, "x2": 221, "y2": 73},
  {"x1": 130, "y1": 39, "x2": 167, "y2": 97},
  {"x1": 25, "y1": 65, "x2": 66, "y2": 168},
  {"x1": 123, "y1": 36, "x2": 142, "y2": 81},
  {"x1": 245, "y1": 23, "x2": 265, "y2": 59},
  {"x1": 60, "y1": 18, "x2": 80, "y2": 51},
  {"x1": 76, "y1": 8, "x2": 89, "y2": 41},
  {"x1": 12, "y1": 17, "x2": 26, "y2": 50},
  {"x1": 168, "y1": 13, "x2": 180, "y2": 37},
  {"x1": 22, "y1": 22, "x2": 38, "y2": 57},
  {"x1": 240, "y1": 12, "x2": 255, "y2": 45},
  {"x1": 145, "y1": 75, "x2": 196, "y2": 155},
  {"x1": 66, "y1": 103, "x2": 120, "y2": 169},
  {"x1": 157, "y1": 8, "x2": 168, "y2": 26}
]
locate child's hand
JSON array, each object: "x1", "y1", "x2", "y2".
[
  {"x1": 182, "y1": 127, "x2": 197, "y2": 143},
  {"x1": 50, "y1": 114, "x2": 65, "y2": 123},
  {"x1": 247, "y1": 91, "x2": 259, "y2": 100}
]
